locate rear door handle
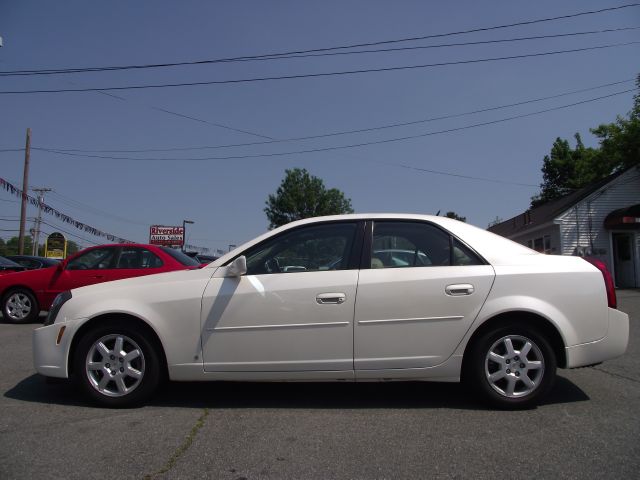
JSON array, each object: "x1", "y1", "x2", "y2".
[
  {"x1": 445, "y1": 284, "x2": 474, "y2": 296},
  {"x1": 316, "y1": 293, "x2": 346, "y2": 304}
]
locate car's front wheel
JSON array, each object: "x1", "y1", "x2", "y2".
[
  {"x1": 465, "y1": 325, "x2": 557, "y2": 409},
  {"x1": 73, "y1": 322, "x2": 161, "y2": 407},
  {"x1": 2, "y1": 288, "x2": 39, "y2": 323}
]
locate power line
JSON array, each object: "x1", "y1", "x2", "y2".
[
  {"x1": 1, "y1": 41, "x2": 638, "y2": 95},
  {"x1": 0, "y1": 177, "x2": 135, "y2": 243},
  {"x1": 391, "y1": 163, "x2": 537, "y2": 187},
  {"x1": 39, "y1": 221, "x2": 103, "y2": 246},
  {"x1": 89, "y1": 89, "x2": 275, "y2": 140},
  {"x1": 35, "y1": 89, "x2": 635, "y2": 164},
  {"x1": 2, "y1": 26, "x2": 638, "y2": 77},
  {"x1": 2, "y1": 3, "x2": 639, "y2": 76},
  {"x1": 6, "y1": 77, "x2": 630, "y2": 154},
  {"x1": 47, "y1": 190, "x2": 149, "y2": 226}
]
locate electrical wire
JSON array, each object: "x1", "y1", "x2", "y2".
[
  {"x1": 89, "y1": 89, "x2": 275, "y2": 140},
  {"x1": 35, "y1": 88, "x2": 636, "y2": 164},
  {"x1": 2, "y1": 26, "x2": 638, "y2": 77},
  {"x1": 2, "y1": 3, "x2": 639, "y2": 76},
  {"x1": 5, "y1": 77, "x2": 630, "y2": 154},
  {"x1": 39, "y1": 221, "x2": 106, "y2": 245},
  {"x1": 47, "y1": 191, "x2": 149, "y2": 227},
  {"x1": 1, "y1": 41, "x2": 638, "y2": 95}
]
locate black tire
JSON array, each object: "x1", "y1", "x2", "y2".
[
  {"x1": 464, "y1": 324, "x2": 557, "y2": 410},
  {"x1": 2, "y1": 288, "x2": 40, "y2": 324},
  {"x1": 73, "y1": 321, "x2": 162, "y2": 408}
]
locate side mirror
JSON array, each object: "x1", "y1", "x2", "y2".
[
  {"x1": 225, "y1": 256, "x2": 247, "y2": 277},
  {"x1": 56, "y1": 262, "x2": 65, "y2": 272}
]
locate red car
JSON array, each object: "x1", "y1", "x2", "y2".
[{"x1": 0, "y1": 244, "x2": 201, "y2": 323}]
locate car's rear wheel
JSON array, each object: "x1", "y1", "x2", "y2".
[
  {"x1": 2, "y1": 289, "x2": 39, "y2": 323},
  {"x1": 465, "y1": 325, "x2": 556, "y2": 409},
  {"x1": 73, "y1": 322, "x2": 161, "y2": 407}
]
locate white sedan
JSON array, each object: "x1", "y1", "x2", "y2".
[{"x1": 33, "y1": 214, "x2": 629, "y2": 409}]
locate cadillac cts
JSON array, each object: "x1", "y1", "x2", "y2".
[{"x1": 33, "y1": 214, "x2": 629, "y2": 409}]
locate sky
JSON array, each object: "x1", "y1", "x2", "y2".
[{"x1": 0, "y1": 1, "x2": 639, "y2": 254}]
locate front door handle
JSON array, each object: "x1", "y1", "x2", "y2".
[
  {"x1": 316, "y1": 293, "x2": 346, "y2": 304},
  {"x1": 445, "y1": 284, "x2": 475, "y2": 296}
]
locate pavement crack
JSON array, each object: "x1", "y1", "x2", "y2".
[
  {"x1": 592, "y1": 366, "x2": 640, "y2": 384},
  {"x1": 143, "y1": 408, "x2": 210, "y2": 480}
]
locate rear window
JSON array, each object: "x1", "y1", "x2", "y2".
[{"x1": 159, "y1": 247, "x2": 201, "y2": 266}]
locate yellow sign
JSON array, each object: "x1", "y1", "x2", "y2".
[{"x1": 45, "y1": 232, "x2": 67, "y2": 259}]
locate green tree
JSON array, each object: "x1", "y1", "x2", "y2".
[
  {"x1": 2, "y1": 236, "x2": 35, "y2": 256},
  {"x1": 445, "y1": 211, "x2": 466, "y2": 222},
  {"x1": 590, "y1": 80, "x2": 640, "y2": 172},
  {"x1": 531, "y1": 74, "x2": 640, "y2": 208},
  {"x1": 265, "y1": 168, "x2": 354, "y2": 229},
  {"x1": 66, "y1": 241, "x2": 80, "y2": 255},
  {"x1": 0, "y1": 236, "x2": 81, "y2": 257},
  {"x1": 530, "y1": 134, "x2": 599, "y2": 207}
]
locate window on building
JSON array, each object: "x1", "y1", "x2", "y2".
[{"x1": 530, "y1": 235, "x2": 552, "y2": 254}]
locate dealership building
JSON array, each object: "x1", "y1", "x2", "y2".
[{"x1": 488, "y1": 166, "x2": 640, "y2": 288}]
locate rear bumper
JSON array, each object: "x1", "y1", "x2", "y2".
[{"x1": 565, "y1": 307, "x2": 629, "y2": 368}]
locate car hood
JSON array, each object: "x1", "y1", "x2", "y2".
[
  {"x1": 0, "y1": 265, "x2": 56, "y2": 286},
  {"x1": 70, "y1": 265, "x2": 219, "y2": 299}
]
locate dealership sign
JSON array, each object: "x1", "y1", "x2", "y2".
[
  {"x1": 45, "y1": 232, "x2": 67, "y2": 259},
  {"x1": 149, "y1": 225, "x2": 184, "y2": 247}
]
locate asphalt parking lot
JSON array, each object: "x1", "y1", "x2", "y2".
[{"x1": 1, "y1": 290, "x2": 639, "y2": 480}]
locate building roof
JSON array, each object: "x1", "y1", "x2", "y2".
[{"x1": 488, "y1": 168, "x2": 629, "y2": 238}]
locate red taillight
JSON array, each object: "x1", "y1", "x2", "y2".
[{"x1": 583, "y1": 257, "x2": 617, "y2": 309}]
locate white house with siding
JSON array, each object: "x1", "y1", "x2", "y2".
[{"x1": 488, "y1": 166, "x2": 640, "y2": 288}]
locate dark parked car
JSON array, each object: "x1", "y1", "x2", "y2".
[
  {"x1": 6, "y1": 255, "x2": 61, "y2": 270},
  {"x1": 0, "y1": 256, "x2": 27, "y2": 275},
  {"x1": 185, "y1": 252, "x2": 218, "y2": 264}
]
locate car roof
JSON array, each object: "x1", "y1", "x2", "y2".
[{"x1": 208, "y1": 213, "x2": 537, "y2": 268}]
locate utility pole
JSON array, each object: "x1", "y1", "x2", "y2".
[
  {"x1": 18, "y1": 128, "x2": 31, "y2": 255},
  {"x1": 31, "y1": 187, "x2": 51, "y2": 255}
]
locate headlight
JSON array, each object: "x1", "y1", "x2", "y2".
[{"x1": 44, "y1": 291, "x2": 72, "y2": 326}]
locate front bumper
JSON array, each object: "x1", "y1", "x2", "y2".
[
  {"x1": 565, "y1": 307, "x2": 629, "y2": 368},
  {"x1": 33, "y1": 321, "x2": 78, "y2": 378}
]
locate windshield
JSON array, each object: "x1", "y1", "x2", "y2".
[{"x1": 159, "y1": 247, "x2": 201, "y2": 266}]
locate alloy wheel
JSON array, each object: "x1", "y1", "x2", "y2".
[
  {"x1": 484, "y1": 335, "x2": 545, "y2": 398},
  {"x1": 85, "y1": 334, "x2": 146, "y2": 397},
  {"x1": 5, "y1": 292, "x2": 32, "y2": 321}
]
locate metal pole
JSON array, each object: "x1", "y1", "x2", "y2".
[
  {"x1": 32, "y1": 188, "x2": 51, "y2": 255},
  {"x1": 18, "y1": 128, "x2": 31, "y2": 255}
]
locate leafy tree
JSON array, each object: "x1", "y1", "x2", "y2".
[
  {"x1": 531, "y1": 74, "x2": 640, "y2": 208},
  {"x1": 265, "y1": 168, "x2": 354, "y2": 229},
  {"x1": 590, "y1": 81, "x2": 640, "y2": 172},
  {"x1": 445, "y1": 211, "x2": 466, "y2": 222},
  {"x1": 66, "y1": 241, "x2": 80, "y2": 255},
  {"x1": 0, "y1": 236, "x2": 81, "y2": 257},
  {"x1": 2, "y1": 236, "x2": 35, "y2": 256}
]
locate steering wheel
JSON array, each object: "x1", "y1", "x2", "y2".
[{"x1": 264, "y1": 257, "x2": 281, "y2": 273}]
